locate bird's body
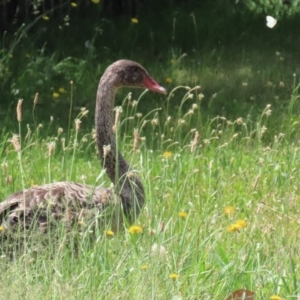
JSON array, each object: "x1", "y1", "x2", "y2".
[
  {"x1": 0, "y1": 182, "x2": 114, "y2": 231},
  {"x1": 0, "y1": 60, "x2": 166, "y2": 233}
]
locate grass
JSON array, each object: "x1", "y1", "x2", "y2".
[
  {"x1": 0, "y1": 83, "x2": 300, "y2": 299},
  {"x1": 2, "y1": 2, "x2": 300, "y2": 298}
]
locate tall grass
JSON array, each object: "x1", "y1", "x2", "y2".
[{"x1": 0, "y1": 84, "x2": 300, "y2": 299}]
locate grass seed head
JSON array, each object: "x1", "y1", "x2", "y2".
[
  {"x1": 33, "y1": 93, "x2": 39, "y2": 105},
  {"x1": 133, "y1": 129, "x2": 139, "y2": 152},
  {"x1": 198, "y1": 93, "x2": 204, "y2": 101},
  {"x1": 75, "y1": 119, "x2": 81, "y2": 132},
  {"x1": 16, "y1": 99, "x2": 23, "y2": 122},
  {"x1": 10, "y1": 134, "x2": 21, "y2": 152},
  {"x1": 191, "y1": 131, "x2": 199, "y2": 153},
  {"x1": 58, "y1": 127, "x2": 63, "y2": 135},
  {"x1": 47, "y1": 141, "x2": 56, "y2": 157},
  {"x1": 103, "y1": 145, "x2": 111, "y2": 157},
  {"x1": 113, "y1": 107, "x2": 122, "y2": 132},
  {"x1": 151, "y1": 243, "x2": 168, "y2": 257}
]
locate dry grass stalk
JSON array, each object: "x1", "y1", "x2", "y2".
[
  {"x1": 133, "y1": 129, "x2": 139, "y2": 152},
  {"x1": 16, "y1": 99, "x2": 23, "y2": 122},
  {"x1": 253, "y1": 175, "x2": 260, "y2": 190},
  {"x1": 25, "y1": 124, "x2": 31, "y2": 140},
  {"x1": 61, "y1": 138, "x2": 66, "y2": 151},
  {"x1": 191, "y1": 131, "x2": 200, "y2": 153}
]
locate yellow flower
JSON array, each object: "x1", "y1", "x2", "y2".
[
  {"x1": 58, "y1": 87, "x2": 66, "y2": 93},
  {"x1": 169, "y1": 273, "x2": 179, "y2": 280},
  {"x1": 0, "y1": 226, "x2": 4, "y2": 231},
  {"x1": 223, "y1": 206, "x2": 235, "y2": 216},
  {"x1": 165, "y1": 77, "x2": 172, "y2": 83},
  {"x1": 71, "y1": 2, "x2": 77, "y2": 7},
  {"x1": 178, "y1": 211, "x2": 188, "y2": 218},
  {"x1": 227, "y1": 223, "x2": 241, "y2": 233},
  {"x1": 105, "y1": 230, "x2": 114, "y2": 237},
  {"x1": 170, "y1": 59, "x2": 176, "y2": 64},
  {"x1": 236, "y1": 219, "x2": 247, "y2": 228},
  {"x1": 52, "y1": 92, "x2": 60, "y2": 98},
  {"x1": 227, "y1": 219, "x2": 247, "y2": 232},
  {"x1": 9, "y1": 54, "x2": 13, "y2": 58},
  {"x1": 270, "y1": 296, "x2": 282, "y2": 300},
  {"x1": 42, "y1": 15, "x2": 50, "y2": 21},
  {"x1": 162, "y1": 151, "x2": 172, "y2": 158},
  {"x1": 128, "y1": 225, "x2": 143, "y2": 234},
  {"x1": 91, "y1": 0, "x2": 100, "y2": 3},
  {"x1": 141, "y1": 265, "x2": 148, "y2": 270},
  {"x1": 131, "y1": 18, "x2": 139, "y2": 24}
]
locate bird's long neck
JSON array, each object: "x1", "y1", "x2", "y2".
[{"x1": 95, "y1": 77, "x2": 145, "y2": 221}]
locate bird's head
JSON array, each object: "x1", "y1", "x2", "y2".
[{"x1": 105, "y1": 60, "x2": 167, "y2": 94}]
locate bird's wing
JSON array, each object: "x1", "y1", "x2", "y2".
[{"x1": 0, "y1": 182, "x2": 116, "y2": 229}]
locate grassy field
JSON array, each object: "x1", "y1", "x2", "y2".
[
  {"x1": 1, "y1": 2, "x2": 300, "y2": 299},
  {"x1": 1, "y1": 84, "x2": 300, "y2": 299}
]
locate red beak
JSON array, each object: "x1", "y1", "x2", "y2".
[{"x1": 143, "y1": 75, "x2": 167, "y2": 94}]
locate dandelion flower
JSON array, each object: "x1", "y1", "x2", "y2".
[
  {"x1": 52, "y1": 92, "x2": 60, "y2": 98},
  {"x1": 223, "y1": 206, "x2": 235, "y2": 216},
  {"x1": 0, "y1": 226, "x2": 4, "y2": 231},
  {"x1": 71, "y1": 2, "x2": 77, "y2": 7},
  {"x1": 170, "y1": 59, "x2": 176, "y2": 64},
  {"x1": 236, "y1": 219, "x2": 247, "y2": 228},
  {"x1": 270, "y1": 296, "x2": 281, "y2": 300},
  {"x1": 227, "y1": 219, "x2": 247, "y2": 232},
  {"x1": 178, "y1": 211, "x2": 188, "y2": 218},
  {"x1": 128, "y1": 225, "x2": 143, "y2": 234},
  {"x1": 131, "y1": 18, "x2": 139, "y2": 24},
  {"x1": 91, "y1": 0, "x2": 100, "y2": 3},
  {"x1": 169, "y1": 273, "x2": 179, "y2": 280},
  {"x1": 58, "y1": 87, "x2": 67, "y2": 93},
  {"x1": 162, "y1": 151, "x2": 172, "y2": 158},
  {"x1": 141, "y1": 265, "x2": 148, "y2": 270},
  {"x1": 227, "y1": 223, "x2": 241, "y2": 233},
  {"x1": 106, "y1": 230, "x2": 114, "y2": 237},
  {"x1": 165, "y1": 77, "x2": 172, "y2": 83},
  {"x1": 42, "y1": 15, "x2": 50, "y2": 21}
]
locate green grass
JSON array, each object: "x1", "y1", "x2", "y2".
[
  {"x1": 2, "y1": 2, "x2": 300, "y2": 298},
  {"x1": 0, "y1": 85, "x2": 300, "y2": 299}
]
